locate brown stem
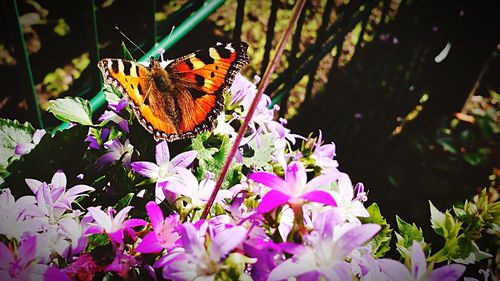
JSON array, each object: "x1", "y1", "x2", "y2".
[{"x1": 201, "y1": 0, "x2": 307, "y2": 220}]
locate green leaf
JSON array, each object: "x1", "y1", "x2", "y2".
[
  {"x1": 429, "y1": 201, "x2": 446, "y2": 237},
  {"x1": 47, "y1": 97, "x2": 93, "y2": 125},
  {"x1": 192, "y1": 133, "x2": 218, "y2": 161},
  {"x1": 360, "y1": 203, "x2": 392, "y2": 257},
  {"x1": 395, "y1": 215, "x2": 425, "y2": 259},
  {"x1": 114, "y1": 193, "x2": 134, "y2": 210},
  {"x1": 192, "y1": 133, "x2": 240, "y2": 189},
  {"x1": 121, "y1": 42, "x2": 134, "y2": 61},
  {"x1": 0, "y1": 118, "x2": 34, "y2": 169},
  {"x1": 103, "y1": 84, "x2": 123, "y2": 105},
  {"x1": 243, "y1": 134, "x2": 274, "y2": 170}
]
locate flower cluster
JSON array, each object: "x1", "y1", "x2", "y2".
[{"x1": 0, "y1": 74, "x2": 472, "y2": 281}]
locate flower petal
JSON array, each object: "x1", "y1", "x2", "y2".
[
  {"x1": 285, "y1": 161, "x2": 307, "y2": 194},
  {"x1": 318, "y1": 262, "x2": 351, "y2": 281},
  {"x1": 379, "y1": 258, "x2": 412, "y2": 281},
  {"x1": 136, "y1": 232, "x2": 162, "y2": 253},
  {"x1": 88, "y1": 207, "x2": 112, "y2": 231},
  {"x1": 180, "y1": 223, "x2": 205, "y2": 254},
  {"x1": 155, "y1": 141, "x2": 170, "y2": 167},
  {"x1": 125, "y1": 219, "x2": 147, "y2": 228},
  {"x1": 427, "y1": 264, "x2": 466, "y2": 281},
  {"x1": 300, "y1": 190, "x2": 336, "y2": 206},
  {"x1": 170, "y1": 151, "x2": 197, "y2": 169},
  {"x1": 410, "y1": 240, "x2": 427, "y2": 280},
  {"x1": 314, "y1": 209, "x2": 344, "y2": 239},
  {"x1": 210, "y1": 225, "x2": 247, "y2": 260},
  {"x1": 44, "y1": 265, "x2": 71, "y2": 281},
  {"x1": 0, "y1": 241, "x2": 14, "y2": 268},
  {"x1": 257, "y1": 190, "x2": 291, "y2": 213},
  {"x1": 114, "y1": 206, "x2": 133, "y2": 225},
  {"x1": 65, "y1": 184, "x2": 95, "y2": 198},
  {"x1": 51, "y1": 170, "x2": 67, "y2": 189},
  {"x1": 146, "y1": 201, "x2": 164, "y2": 230},
  {"x1": 25, "y1": 179, "x2": 43, "y2": 195},
  {"x1": 305, "y1": 174, "x2": 335, "y2": 191},
  {"x1": 131, "y1": 162, "x2": 160, "y2": 179},
  {"x1": 335, "y1": 224, "x2": 381, "y2": 257},
  {"x1": 268, "y1": 259, "x2": 314, "y2": 281},
  {"x1": 18, "y1": 236, "x2": 37, "y2": 265},
  {"x1": 249, "y1": 172, "x2": 288, "y2": 192},
  {"x1": 15, "y1": 143, "x2": 35, "y2": 155}
]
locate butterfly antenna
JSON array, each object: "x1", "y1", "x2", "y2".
[
  {"x1": 157, "y1": 26, "x2": 175, "y2": 62},
  {"x1": 115, "y1": 26, "x2": 146, "y2": 56}
]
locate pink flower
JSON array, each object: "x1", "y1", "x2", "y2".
[
  {"x1": 131, "y1": 140, "x2": 197, "y2": 203},
  {"x1": 136, "y1": 201, "x2": 180, "y2": 253},
  {"x1": 87, "y1": 206, "x2": 146, "y2": 244},
  {"x1": 249, "y1": 161, "x2": 337, "y2": 213},
  {"x1": 268, "y1": 209, "x2": 381, "y2": 281},
  {"x1": 64, "y1": 254, "x2": 100, "y2": 281}
]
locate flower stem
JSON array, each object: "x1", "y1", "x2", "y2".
[{"x1": 201, "y1": 0, "x2": 307, "y2": 219}]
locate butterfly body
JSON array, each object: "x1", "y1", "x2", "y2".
[{"x1": 98, "y1": 42, "x2": 249, "y2": 141}]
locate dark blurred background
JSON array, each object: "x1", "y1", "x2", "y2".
[{"x1": 1, "y1": 0, "x2": 498, "y2": 258}]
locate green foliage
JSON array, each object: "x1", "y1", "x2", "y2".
[
  {"x1": 192, "y1": 133, "x2": 241, "y2": 189},
  {"x1": 4, "y1": 125, "x2": 89, "y2": 196},
  {"x1": 395, "y1": 216, "x2": 426, "y2": 260},
  {"x1": 216, "y1": 253, "x2": 255, "y2": 281},
  {"x1": 242, "y1": 134, "x2": 274, "y2": 170},
  {"x1": 47, "y1": 96, "x2": 93, "y2": 126},
  {"x1": 86, "y1": 233, "x2": 111, "y2": 253},
  {"x1": 114, "y1": 193, "x2": 135, "y2": 211},
  {"x1": 360, "y1": 203, "x2": 392, "y2": 258},
  {"x1": 428, "y1": 189, "x2": 497, "y2": 264},
  {"x1": 121, "y1": 42, "x2": 134, "y2": 61},
  {"x1": 0, "y1": 118, "x2": 34, "y2": 169},
  {"x1": 394, "y1": 194, "x2": 497, "y2": 266}
]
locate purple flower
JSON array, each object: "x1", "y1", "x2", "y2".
[
  {"x1": 0, "y1": 189, "x2": 40, "y2": 240},
  {"x1": 136, "y1": 201, "x2": 180, "y2": 253},
  {"x1": 85, "y1": 128, "x2": 111, "y2": 150},
  {"x1": 249, "y1": 161, "x2": 337, "y2": 213},
  {"x1": 63, "y1": 254, "x2": 100, "y2": 281},
  {"x1": 329, "y1": 172, "x2": 370, "y2": 223},
  {"x1": 98, "y1": 110, "x2": 129, "y2": 132},
  {"x1": 96, "y1": 138, "x2": 134, "y2": 169},
  {"x1": 0, "y1": 236, "x2": 70, "y2": 281},
  {"x1": 378, "y1": 241, "x2": 466, "y2": 281},
  {"x1": 243, "y1": 238, "x2": 284, "y2": 281},
  {"x1": 24, "y1": 170, "x2": 95, "y2": 223},
  {"x1": 158, "y1": 221, "x2": 248, "y2": 281},
  {"x1": 87, "y1": 206, "x2": 146, "y2": 244},
  {"x1": 164, "y1": 169, "x2": 233, "y2": 207},
  {"x1": 267, "y1": 209, "x2": 381, "y2": 281},
  {"x1": 15, "y1": 129, "x2": 46, "y2": 156},
  {"x1": 311, "y1": 130, "x2": 339, "y2": 174},
  {"x1": 104, "y1": 250, "x2": 138, "y2": 279},
  {"x1": 131, "y1": 141, "x2": 197, "y2": 203}
]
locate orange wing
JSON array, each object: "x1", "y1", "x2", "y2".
[{"x1": 165, "y1": 42, "x2": 249, "y2": 134}]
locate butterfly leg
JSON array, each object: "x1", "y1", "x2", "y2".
[{"x1": 138, "y1": 83, "x2": 153, "y2": 107}]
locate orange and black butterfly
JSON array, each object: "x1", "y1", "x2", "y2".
[{"x1": 97, "y1": 42, "x2": 249, "y2": 141}]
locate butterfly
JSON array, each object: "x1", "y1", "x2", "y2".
[{"x1": 97, "y1": 42, "x2": 249, "y2": 141}]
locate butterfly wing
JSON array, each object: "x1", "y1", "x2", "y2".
[{"x1": 165, "y1": 42, "x2": 249, "y2": 136}]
